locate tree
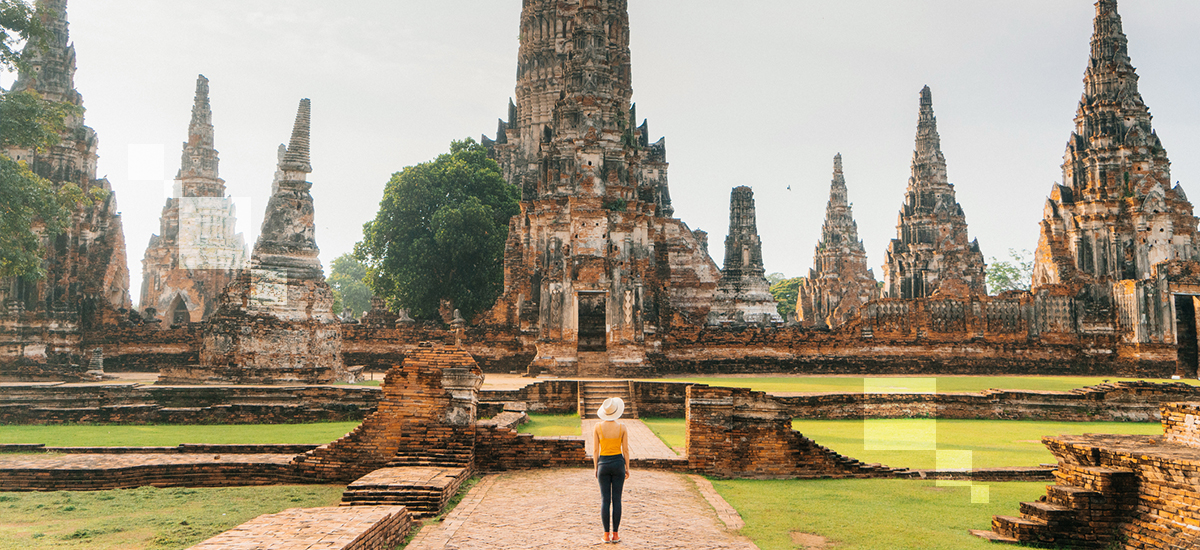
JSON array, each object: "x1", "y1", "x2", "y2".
[
  {"x1": 769, "y1": 276, "x2": 803, "y2": 320},
  {"x1": 329, "y1": 252, "x2": 373, "y2": 318},
  {"x1": 357, "y1": 139, "x2": 520, "y2": 321},
  {"x1": 0, "y1": 0, "x2": 45, "y2": 72},
  {"x1": 987, "y1": 248, "x2": 1034, "y2": 294}
]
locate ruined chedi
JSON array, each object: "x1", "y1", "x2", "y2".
[
  {"x1": 0, "y1": 0, "x2": 131, "y2": 373},
  {"x1": 708, "y1": 186, "x2": 781, "y2": 325},
  {"x1": 163, "y1": 100, "x2": 347, "y2": 385},
  {"x1": 140, "y1": 75, "x2": 247, "y2": 325},
  {"x1": 797, "y1": 155, "x2": 879, "y2": 328},
  {"x1": 1033, "y1": 0, "x2": 1197, "y2": 289},
  {"x1": 481, "y1": 0, "x2": 720, "y2": 376},
  {"x1": 882, "y1": 86, "x2": 986, "y2": 299}
]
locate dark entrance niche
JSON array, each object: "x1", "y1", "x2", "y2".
[
  {"x1": 170, "y1": 295, "x2": 190, "y2": 326},
  {"x1": 577, "y1": 292, "x2": 607, "y2": 352},
  {"x1": 1173, "y1": 294, "x2": 1199, "y2": 378}
]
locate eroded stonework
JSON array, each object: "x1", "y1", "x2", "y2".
[
  {"x1": 0, "y1": 0, "x2": 131, "y2": 377},
  {"x1": 162, "y1": 100, "x2": 347, "y2": 385},
  {"x1": 882, "y1": 86, "x2": 986, "y2": 300},
  {"x1": 707, "y1": 186, "x2": 780, "y2": 325},
  {"x1": 481, "y1": 0, "x2": 720, "y2": 376},
  {"x1": 140, "y1": 75, "x2": 247, "y2": 325},
  {"x1": 797, "y1": 155, "x2": 879, "y2": 328},
  {"x1": 1033, "y1": 0, "x2": 1197, "y2": 289}
]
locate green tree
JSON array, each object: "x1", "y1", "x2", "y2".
[
  {"x1": 357, "y1": 139, "x2": 519, "y2": 321},
  {"x1": 986, "y1": 248, "x2": 1034, "y2": 294},
  {"x1": 329, "y1": 252, "x2": 373, "y2": 318},
  {"x1": 0, "y1": 0, "x2": 45, "y2": 72},
  {"x1": 769, "y1": 276, "x2": 803, "y2": 320}
]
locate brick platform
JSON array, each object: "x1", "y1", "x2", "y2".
[
  {"x1": 186, "y1": 505, "x2": 411, "y2": 550},
  {"x1": 341, "y1": 466, "x2": 469, "y2": 518},
  {"x1": 0, "y1": 452, "x2": 302, "y2": 491}
]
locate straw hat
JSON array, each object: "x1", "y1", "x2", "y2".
[{"x1": 597, "y1": 397, "x2": 625, "y2": 421}]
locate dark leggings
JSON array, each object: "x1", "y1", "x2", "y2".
[{"x1": 597, "y1": 454, "x2": 626, "y2": 532}]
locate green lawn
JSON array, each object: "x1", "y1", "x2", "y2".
[
  {"x1": 641, "y1": 417, "x2": 684, "y2": 454},
  {"x1": 792, "y1": 419, "x2": 1161, "y2": 470},
  {"x1": 0, "y1": 485, "x2": 345, "y2": 550},
  {"x1": 653, "y1": 375, "x2": 1197, "y2": 394},
  {"x1": 0, "y1": 422, "x2": 362, "y2": 447},
  {"x1": 517, "y1": 414, "x2": 581, "y2": 437},
  {"x1": 714, "y1": 478, "x2": 1045, "y2": 550}
]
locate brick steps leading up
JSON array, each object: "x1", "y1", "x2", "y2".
[{"x1": 579, "y1": 380, "x2": 638, "y2": 419}]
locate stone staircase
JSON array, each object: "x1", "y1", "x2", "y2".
[
  {"x1": 971, "y1": 465, "x2": 1137, "y2": 547},
  {"x1": 385, "y1": 449, "x2": 474, "y2": 469},
  {"x1": 576, "y1": 351, "x2": 611, "y2": 377},
  {"x1": 578, "y1": 380, "x2": 638, "y2": 419}
]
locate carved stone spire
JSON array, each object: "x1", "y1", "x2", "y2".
[
  {"x1": 1032, "y1": 0, "x2": 1195, "y2": 288},
  {"x1": 708, "y1": 186, "x2": 781, "y2": 325},
  {"x1": 12, "y1": 0, "x2": 80, "y2": 105},
  {"x1": 177, "y1": 75, "x2": 222, "y2": 194},
  {"x1": 798, "y1": 155, "x2": 878, "y2": 327},
  {"x1": 253, "y1": 98, "x2": 322, "y2": 281},
  {"x1": 883, "y1": 87, "x2": 986, "y2": 299}
]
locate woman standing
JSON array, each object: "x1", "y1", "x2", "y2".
[{"x1": 593, "y1": 397, "x2": 630, "y2": 544}]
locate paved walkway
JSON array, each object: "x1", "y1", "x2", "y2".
[
  {"x1": 406, "y1": 468, "x2": 757, "y2": 550},
  {"x1": 582, "y1": 419, "x2": 679, "y2": 459}
]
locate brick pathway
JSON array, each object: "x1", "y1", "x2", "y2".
[
  {"x1": 407, "y1": 468, "x2": 758, "y2": 549},
  {"x1": 582, "y1": 419, "x2": 679, "y2": 459}
]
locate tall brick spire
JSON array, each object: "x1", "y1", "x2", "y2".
[
  {"x1": 1032, "y1": 0, "x2": 1195, "y2": 288},
  {"x1": 708, "y1": 186, "x2": 781, "y2": 325},
  {"x1": 882, "y1": 86, "x2": 986, "y2": 299},
  {"x1": 253, "y1": 98, "x2": 321, "y2": 280},
  {"x1": 176, "y1": 75, "x2": 222, "y2": 193},
  {"x1": 798, "y1": 155, "x2": 878, "y2": 328},
  {"x1": 280, "y1": 98, "x2": 313, "y2": 173},
  {"x1": 12, "y1": 0, "x2": 79, "y2": 105}
]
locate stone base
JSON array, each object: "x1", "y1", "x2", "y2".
[
  {"x1": 342, "y1": 466, "x2": 470, "y2": 518},
  {"x1": 186, "y1": 505, "x2": 411, "y2": 550}
]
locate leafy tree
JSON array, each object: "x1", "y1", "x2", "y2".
[
  {"x1": 357, "y1": 139, "x2": 519, "y2": 321},
  {"x1": 769, "y1": 276, "x2": 803, "y2": 320},
  {"x1": 0, "y1": 0, "x2": 46, "y2": 72},
  {"x1": 329, "y1": 252, "x2": 373, "y2": 317},
  {"x1": 987, "y1": 248, "x2": 1034, "y2": 294},
  {"x1": 766, "y1": 272, "x2": 786, "y2": 285}
]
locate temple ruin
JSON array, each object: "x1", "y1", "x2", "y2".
[
  {"x1": 0, "y1": 0, "x2": 131, "y2": 377},
  {"x1": 882, "y1": 86, "x2": 986, "y2": 300},
  {"x1": 161, "y1": 99, "x2": 348, "y2": 385},
  {"x1": 707, "y1": 186, "x2": 781, "y2": 325},
  {"x1": 140, "y1": 75, "x2": 247, "y2": 326},
  {"x1": 797, "y1": 154, "x2": 880, "y2": 328},
  {"x1": 480, "y1": 0, "x2": 720, "y2": 377}
]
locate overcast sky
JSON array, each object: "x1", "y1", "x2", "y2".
[{"x1": 3, "y1": 1, "x2": 1198, "y2": 306}]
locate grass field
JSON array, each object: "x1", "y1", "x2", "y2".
[
  {"x1": 653, "y1": 375, "x2": 1197, "y2": 394},
  {"x1": 713, "y1": 478, "x2": 1045, "y2": 550},
  {"x1": 0, "y1": 485, "x2": 345, "y2": 550},
  {"x1": 641, "y1": 417, "x2": 685, "y2": 454},
  {"x1": 0, "y1": 422, "x2": 362, "y2": 447},
  {"x1": 517, "y1": 414, "x2": 581, "y2": 437}
]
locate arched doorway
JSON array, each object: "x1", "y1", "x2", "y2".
[{"x1": 169, "y1": 295, "x2": 191, "y2": 325}]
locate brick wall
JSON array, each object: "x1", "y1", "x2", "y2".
[
  {"x1": 685, "y1": 385, "x2": 900, "y2": 478},
  {"x1": 473, "y1": 426, "x2": 589, "y2": 471},
  {"x1": 292, "y1": 343, "x2": 483, "y2": 482},
  {"x1": 1163, "y1": 402, "x2": 1200, "y2": 448}
]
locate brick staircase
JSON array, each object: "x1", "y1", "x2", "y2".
[
  {"x1": 971, "y1": 465, "x2": 1137, "y2": 547},
  {"x1": 576, "y1": 351, "x2": 612, "y2": 377},
  {"x1": 385, "y1": 449, "x2": 474, "y2": 469},
  {"x1": 578, "y1": 380, "x2": 638, "y2": 419},
  {"x1": 341, "y1": 465, "x2": 470, "y2": 518}
]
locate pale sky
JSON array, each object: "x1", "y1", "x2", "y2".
[{"x1": 3, "y1": 1, "x2": 1198, "y2": 306}]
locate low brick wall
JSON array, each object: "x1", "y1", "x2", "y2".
[
  {"x1": 0, "y1": 383, "x2": 381, "y2": 425},
  {"x1": 1163, "y1": 402, "x2": 1200, "y2": 448},
  {"x1": 473, "y1": 427, "x2": 589, "y2": 471},
  {"x1": 0, "y1": 460, "x2": 307, "y2": 491},
  {"x1": 0, "y1": 444, "x2": 319, "y2": 455}
]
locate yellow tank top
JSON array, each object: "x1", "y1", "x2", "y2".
[{"x1": 597, "y1": 424, "x2": 624, "y2": 456}]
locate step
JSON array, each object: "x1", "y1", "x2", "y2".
[
  {"x1": 968, "y1": 529, "x2": 1021, "y2": 545},
  {"x1": 992, "y1": 515, "x2": 1047, "y2": 541},
  {"x1": 1020, "y1": 501, "x2": 1075, "y2": 524},
  {"x1": 1045, "y1": 485, "x2": 1106, "y2": 509}
]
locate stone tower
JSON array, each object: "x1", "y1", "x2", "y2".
[
  {"x1": 482, "y1": 0, "x2": 720, "y2": 376},
  {"x1": 140, "y1": 75, "x2": 247, "y2": 324},
  {"x1": 0, "y1": 0, "x2": 131, "y2": 373},
  {"x1": 175, "y1": 100, "x2": 347, "y2": 385},
  {"x1": 708, "y1": 186, "x2": 781, "y2": 325},
  {"x1": 1032, "y1": 0, "x2": 1197, "y2": 289},
  {"x1": 797, "y1": 155, "x2": 880, "y2": 328},
  {"x1": 882, "y1": 86, "x2": 986, "y2": 299}
]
